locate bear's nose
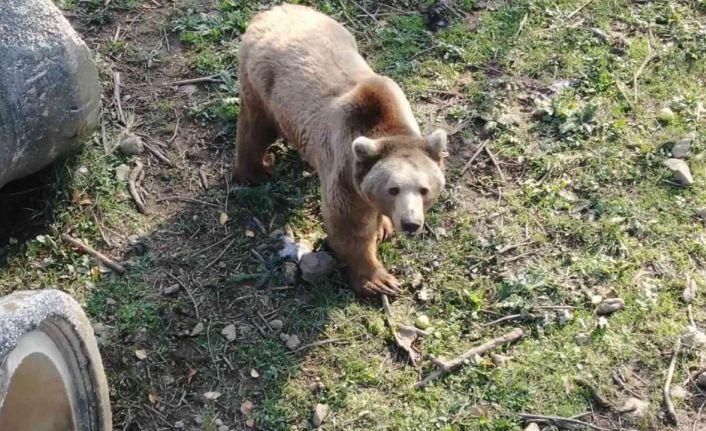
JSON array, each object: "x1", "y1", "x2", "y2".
[{"x1": 401, "y1": 221, "x2": 421, "y2": 234}]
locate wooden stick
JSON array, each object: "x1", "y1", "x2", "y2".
[
  {"x1": 143, "y1": 140, "x2": 173, "y2": 166},
  {"x1": 61, "y1": 234, "x2": 125, "y2": 274},
  {"x1": 517, "y1": 412, "x2": 610, "y2": 431},
  {"x1": 567, "y1": 0, "x2": 594, "y2": 19},
  {"x1": 92, "y1": 212, "x2": 113, "y2": 248},
  {"x1": 292, "y1": 338, "x2": 349, "y2": 352},
  {"x1": 460, "y1": 140, "x2": 488, "y2": 176},
  {"x1": 664, "y1": 339, "x2": 681, "y2": 425},
  {"x1": 484, "y1": 146, "x2": 506, "y2": 183},
  {"x1": 482, "y1": 314, "x2": 523, "y2": 327},
  {"x1": 633, "y1": 38, "x2": 658, "y2": 103},
  {"x1": 128, "y1": 161, "x2": 148, "y2": 214},
  {"x1": 113, "y1": 72, "x2": 125, "y2": 124},
  {"x1": 416, "y1": 328, "x2": 523, "y2": 388},
  {"x1": 166, "y1": 272, "x2": 200, "y2": 319},
  {"x1": 165, "y1": 75, "x2": 220, "y2": 86},
  {"x1": 204, "y1": 238, "x2": 237, "y2": 269}
]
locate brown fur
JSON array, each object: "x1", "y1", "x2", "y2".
[{"x1": 234, "y1": 4, "x2": 446, "y2": 297}]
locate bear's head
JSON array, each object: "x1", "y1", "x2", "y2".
[{"x1": 352, "y1": 129, "x2": 448, "y2": 235}]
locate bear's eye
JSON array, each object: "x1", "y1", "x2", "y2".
[
  {"x1": 420, "y1": 187, "x2": 429, "y2": 196},
  {"x1": 388, "y1": 187, "x2": 400, "y2": 196}
]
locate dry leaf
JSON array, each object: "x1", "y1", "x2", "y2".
[
  {"x1": 221, "y1": 324, "x2": 237, "y2": 342},
  {"x1": 191, "y1": 322, "x2": 204, "y2": 336},
  {"x1": 241, "y1": 400, "x2": 254, "y2": 416},
  {"x1": 250, "y1": 369, "x2": 260, "y2": 378},
  {"x1": 219, "y1": 212, "x2": 229, "y2": 225},
  {"x1": 135, "y1": 349, "x2": 148, "y2": 360},
  {"x1": 148, "y1": 392, "x2": 158, "y2": 404}
]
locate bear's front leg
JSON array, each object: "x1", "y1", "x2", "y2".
[
  {"x1": 377, "y1": 215, "x2": 394, "y2": 244},
  {"x1": 325, "y1": 212, "x2": 402, "y2": 297}
]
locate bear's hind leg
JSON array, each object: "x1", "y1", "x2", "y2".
[{"x1": 233, "y1": 99, "x2": 278, "y2": 184}]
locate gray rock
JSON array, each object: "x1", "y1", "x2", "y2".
[
  {"x1": 118, "y1": 134, "x2": 144, "y2": 155},
  {"x1": 671, "y1": 136, "x2": 693, "y2": 158},
  {"x1": 312, "y1": 403, "x2": 328, "y2": 428},
  {"x1": 299, "y1": 252, "x2": 335, "y2": 284},
  {"x1": 524, "y1": 424, "x2": 540, "y2": 431},
  {"x1": 269, "y1": 319, "x2": 284, "y2": 330},
  {"x1": 285, "y1": 335, "x2": 301, "y2": 351},
  {"x1": 665, "y1": 158, "x2": 694, "y2": 186},
  {"x1": 597, "y1": 297, "x2": 625, "y2": 315},
  {"x1": 0, "y1": 0, "x2": 100, "y2": 189}
]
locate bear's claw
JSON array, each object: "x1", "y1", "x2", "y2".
[
  {"x1": 354, "y1": 269, "x2": 402, "y2": 297},
  {"x1": 376, "y1": 216, "x2": 395, "y2": 244}
]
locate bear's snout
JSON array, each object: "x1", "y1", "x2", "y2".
[{"x1": 400, "y1": 219, "x2": 422, "y2": 235}]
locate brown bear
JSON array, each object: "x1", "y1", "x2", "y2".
[{"x1": 234, "y1": 4, "x2": 448, "y2": 297}]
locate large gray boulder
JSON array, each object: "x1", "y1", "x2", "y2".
[{"x1": 0, "y1": 0, "x2": 100, "y2": 189}]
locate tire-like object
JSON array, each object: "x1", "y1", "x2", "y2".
[{"x1": 0, "y1": 289, "x2": 111, "y2": 431}]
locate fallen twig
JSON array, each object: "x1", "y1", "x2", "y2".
[
  {"x1": 382, "y1": 295, "x2": 427, "y2": 366},
  {"x1": 633, "y1": 37, "x2": 658, "y2": 103},
  {"x1": 204, "y1": 238, "x2": 237, "y2": 269},
  {"x1": 189, "y1": 233, "x2": 235, "y2": 258},
  {"x1": 165, "y1": 75, "x2": 221, "y2": 86},
  {"x1": 61, "y1": 234, "x2": 125, "y2": 274},
  {"x1": 484, "y1": 145, "x2": 505, "y2": 182},
  {"x1": 168, "y1": 116, "x2": 180, "y2": 144},
  {"x1": 128, "y1": 161, "x2": 148, "y2": 214},
  {"x1": 113, "y1": 72, "x2": 125, "y2": 124},
  {"x1": 156, "y1": 196, "x2": 219, "y2": 208},
  {"x1": 664, "y1": 339, "x2": 681, "y2": 425},
  {"x1": 92, "y1": 211, "x2": 113, "y2": 248},
  {"x1": 567, "y1": 0, "x2": 594, "y2": 19},
  {"x1": 482, "y1": 314, "x2": 523, "y2": 327},
  {"x1": 460, "y1": 140, "x2": 488, "y2": 176},
  {"x1": 293, "y1": 338, "x2": 350, "y2": 352},
  {"x1": 416, "y1": 327, "x2": 523, "y2": 388},
  {"x1": 575, "y1": 377, "x2": 615, "y2": 410},
  {"x1": 143, "y1": 140, "x2": 173, "y2": 166},
  {"x1": 517, "y1": 412, "x2": 609, "y2": 431},
  {"x1": 166, "y1": 272, "x2": 200, "y2": 320}
]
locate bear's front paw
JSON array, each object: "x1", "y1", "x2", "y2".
[
  {"x1": 352, "y1": 269, "x2": 402, "y2": 297},
  {"x1": 233, "y1": 154, "x2": 274, "y2": 185},
  {"x1": 376, "y1": 216, "x2": 395, "y2": 244}
]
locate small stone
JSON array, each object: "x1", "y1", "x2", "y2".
[
  {"x1": 218, "y1": 426, "x2": 229, "y2": 431},
  {"x1": 174, "y1": 420, "x2": 185, "y2": 429},
  {"x1": 597, "y1": 298, "x2": 625, "y2": 315},
  {"x1": 250, "y1": 369, "x2": 259, "y2": 378},
  {"x1": 312, "y1": 403, "x2": 329, "y2": 427},
  {"x1": 683, "y1": 279, "x2": 697, "y2": 303},
  {"x1": 491, "y1": 353, "x2": 508, "y2": 367},
  {"x1": 299, "y1": 252, "x2": 335, "y2": 284},
  {"x1": 115, "y1": 164, "x2": 131, "y2": 181},
  {"x1": 221, "y1": 324, "x2": 237, "y2": 342},
  {"x1": 410, "y1": 271, "x2": 424, "y2": 288},
  {"x1": 135, "y1": 349, "x2": 148, "y2": 360},
  {"x1": 245, "y1": 418, "x2": 255, "y2": 428},
  {"x1": 590, "y1": 295, "x2": 603, "y2": 305},
  {"x1": 618, "y1": 397, "x2": 649, "y2": 418},
  {"x1": 162, "y1": 283, "x2": 180, "y2": 295},
  {"x1": 658, "y1": 107, "x2": 676, "y2": 124},
  {"x1": 286, "y1": 335, "x2": 301, "y2": 350},
  {"x1": 240, "y1": 400, "x2": 254, "y2": 416},
  {"x1": 309, "y1": 381, "x2": 325, "y2": 392},
  {"x1": 574, "y1": 333, "x2": 590, "y2": 345},
  {"x1": 665, "y1": 158, "x2": 694, "y2": 186},
  {"x1": 671, "y1": 137, "x2": 693, "y2": 158},
  {"x1": 670, "y1": 385, "x2": 688, "y2": 400},
  {"x1": 215, "y1": 419, "x2": 223, "y2": 426},
  {"x1": 524, "y1": 424, "x2": 541, "y2": 431},
  {"x1": 194, "y1": 415, "x2": 203, "y2": 425},
  {"x1": 415, "y1": 315, "x2": 431, "y2": 330},
  {"x1": 118, "y1": 133, "x2": 144, "y2": 155},
  {"x1": 282, "y1": 261, "x2": 298, "y2": 285},
  {"x1": 203, "y1": 391, "x2": 221, "y2": 401},
  {"x1": 682, "y1": 325, "x2": 706, "y2": 348},
  {"x1": 269, "y1": 319, "x2": 284, "y2": 330},
  {"x1": 596, "y1": 316, "x2": 609, "y2": 329},
  {"x1": 557, "y1": 309, "x2": 573, "y2": 325},
  {"x1": 280, "y1": 333, "x2": 291, "y2": 343},
  {"x1": 191, "y1": 322, "x2": 204, "y2": 337}
]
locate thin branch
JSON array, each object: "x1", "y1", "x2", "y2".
[
  {"x1": 292, "y1": 338, "x2": 350, "y2": 352},
  {"x1": 665, "y1": 339, "x2": 681, "y2": 425},
  {"x1": 633, "y1": 37, "x2": 658, "y2": 103},
  {"x1": 113, "y1": 72, "x2": 125, "y2": 124},
  {"x1": 61, "y1": 234, "x2": 125, "y2": 274},
  {"x1": 128, "y1": 161, "x2": 148, "y2": 214},
  {"x1": 567, "y1": 0, "x2": 594, "y2": 19},
  {"x1": 517, "y1": 413, "x2": 610, "y2": 431},
  {"x1": 460, "y1": 140, "x2": 488, "y2": 176},
  {"x1": 416, "y1": 328, "x2": 523, "y2": 388},
  {"x1": 484, "y1": 145, "x2": 506, "y2": 183},
  {"x1": 165, "y1": 75, "x2": 221, "y2": 86},
  {"x1": 204, "y1": 238, "x2": 237, "y2": 269},
  {"x1": 166, "y1": 272, "x2": 200, "y2": 320}
]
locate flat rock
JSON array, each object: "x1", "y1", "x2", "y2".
[
  {"x1": 285, "y1": 335, "x2": 301, "y2": 350},
  {"x1": 312, "y1": 403, "x2": 328, "y2": 428},
  {"x1": 299, "y1": 252, "x2": 334, "y2": 284},
  {"x1": 221, "y1": 324, "x2": 236, "y2": 342},
  {"x1": 671, "y1": 136, "x2": 693, "y2": 158},
  {"x1": 665, "y1": 158, "x2": 694, "y2": 186},
  {"x1": 0, "y1": 0, "x2": 100, "y2": 189},
  {"x1": 118, "y1": 134, "x2": 144, "y2": 155},
  {"x1": 597, "y1": 297, "x2": 625, "y2": 315}
]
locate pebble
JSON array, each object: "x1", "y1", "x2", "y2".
[
  {"x1": 524, "y1": 424, "x2": 540, "y2": 431},
  {"x1": 574, "y1": 333, "x2": 590, "y2": 345},
  {"x1": 115, "y1": 164, "x2": 131, "y2": 181},
  {"x1": 682, "y1": 326, "x2": 706, "y2": 348},
  {"x1": 491, "y1": 353, "x2": 508, "y2": 367},
  {"x1": 286, "y1": 335, "x2": 301, "y2": 350},
  {"x1": 118, "y1": 133, "x2": 144, "y2": 155},
  {"x1": 299, "y1": 251, "x2": 335, "y2": 284},
  {"x1": 269, "y1": 319, "x2": 284, "y2": 330},
  {"x1": 658, "y1": 107, "x2": 676, "y2": 124},
  {"x1": 280, "y1": 333, "x2": 291, "y2": 343},
  {"x1": 671, "y1": 135, "x2": 694, "y2": 158},
  {"x1": 596, "y1": 298, "x2": 625, "y2": 315},
  {"x1": 557, "y1": 309, "x2": 573, "y2": 325},
  {"x1": 282, "y1": 261, "x2": 298, "y2": 285},
  {"x1": 190, "y1": 322, "x2": 204, "y2": 337},
  {"x1": 221, "y1": 324, "x2": 237, "y2": 342},
  {"x1": 665, "y1": 158, "x2": 694, "y2": 186},
  {"x1": 162, "y1": 283, "x2": 180, "y2": 295},
  {"x1": 309, "y1": 381, "x2": 325, "y2": 392},
  {"x1": 218, "y1": 426, "x2": 229, "y2": 431},
  {"x1": 312, "y1": 403, "x2": 329, "y2": 428},
  {"x1": 415, "y1": 315, "x2": 431, "y2": 330}
]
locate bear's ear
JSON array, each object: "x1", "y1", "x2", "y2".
[
  {"x1": 352, "y1": 136, "x2": 381, "y2": 161},
  {"x1": 424, "y1": 129, "x2": 449, "y2": 162}
]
